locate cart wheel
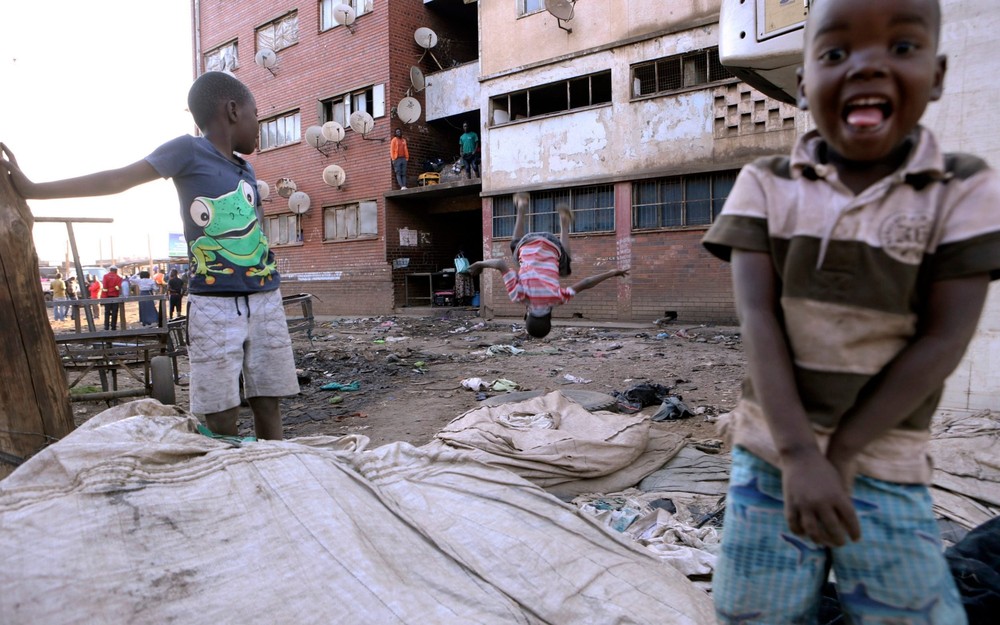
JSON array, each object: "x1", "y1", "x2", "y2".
[{"x1": 151, "y1": 356, "x2": 176, "y2": 405}]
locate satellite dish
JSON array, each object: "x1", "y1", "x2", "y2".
[
  {"x1": 349, "y1": 110, "x2": 375, "y2": 135},
  {"x1": 257, "y1": 180, "x2": 271, "y2": 201},
  {"x1": 409, "y1": 66, "x2": 426, "y2": 92},
  {"x1": 305, "y1": 125, "x2": 329, "y2": 148},
  {"x1": 321, "y1": 121, "x2": 345, "y2": 143},
  {"x1": 333, "y1": 4, "x2": 356, "y2": 26},
  {"x1": 414, "y1": 27, "x2": 439, "y2": 49},
  {"x1": 397, "y1": 97, "x2": 421, "y2": 124},
  {"x1": 255, "y1": 48, "x2": 278, "y2": 69},
  {"x1": 544, "y1": 0, "x2": 576, "y2": 32},
  {"x1": 288, "y1": 191, "x2": 311, "y2": 214},
  {"x1": 275, "y1": 177, "x2": 297, "y2": 198},
  {"x1": 322, "y1": 164, "x2": 347, "y2": 188}
]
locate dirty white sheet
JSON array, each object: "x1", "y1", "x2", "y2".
[
  {"x1": 0, "y1": 400, "x2": 714, "y2": 625},
  {"x1": 425, "y1": 391, "x2": 687, "y2": 497},
  {"x1": 929, "y1": 409, "x2": 1000, "y2": 529}
]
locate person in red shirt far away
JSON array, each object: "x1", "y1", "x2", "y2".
[
  {"x1": 465, "y1": 192, "x2": 628, "y2": 338},
  {"x1": 101, "y1": 265, "x2": 123, "y2": 330}
]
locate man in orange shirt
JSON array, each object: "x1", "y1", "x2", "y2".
[{"x1": 390, "y1": 128, "x2": 409, "y2": 190}]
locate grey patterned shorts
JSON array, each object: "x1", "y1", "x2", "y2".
[{"x1": 187, "y1": 289, "x2": 299, "y2": 414}]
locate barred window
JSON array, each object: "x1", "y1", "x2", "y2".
[
  {"x1": 264, "y1": 214, "x2": 301, "y2": 246},
  {"x1": 632, "y1": 171, "x2": 737, "y2": 230},
  {"x1": 492, "y1": 185, "x2": 615, "y2": 238},
  {"x1": 631, "y1": 47, "x2": 734, "y2": 98},
  {"x1": 490, "y1": 71, "x2": 612, "y2": 125},
  {"x1": 257, "y1": 12, "x2": 299, "y2": 52},
  {"x1": 204, "y1": 41, "x2": 238, "y2": 73},
  {"x1": 259, "y1": 111, "x2": 301, "y2": 150}
]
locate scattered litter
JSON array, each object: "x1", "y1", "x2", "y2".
[
  {"x1": 651, "y1": 396, "x2": 694, "y2": 421},
  {"x1": 373, "y1": 339, "x2": 386, "y2": 344},
  {"x1": 462, "y1": 377, "x2": 489, "y2": 391},
  {"x1": 328, "y1": 395, "x2": 343, "y2": 405},
  {"x1": 612, "y1": 383, "x2": 673, "y2": 413},
  {"x1": 475, "y1": 392, "x2": 488, "y2": 401},
  {"x1": 385, "y1": 336, "x2": 409, "y2": 343},
  {"x1": 486, "y1": 344, "x2": 525, "y2": 356},
  {"x1": 320, "y1": 381, "x2": 361, "y2": 392},
  {"x1": 562, "y1": 374, "x2": 592, "y2": 384},
  {"x1": 491, "y1": 378, "x2": 520, "y2": 392}
]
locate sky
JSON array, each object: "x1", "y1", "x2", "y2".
[{"x1": 0, "y1": 1, "x2": 194, "y2": 266}]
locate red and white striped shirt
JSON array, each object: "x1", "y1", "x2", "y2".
[{"x1": 503, "y1": 237, "x2": 575, "y2": 315}]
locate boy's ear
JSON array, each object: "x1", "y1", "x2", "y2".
[
  {"x1": 225, "y1": 100, "x2": 239, "y2": 122},
  {"x1": 795, "y1": 66, "x2": 809, "y2": 110},
  {"x1": 929, "y1": 54, "x2": 947, "y2": 102}
]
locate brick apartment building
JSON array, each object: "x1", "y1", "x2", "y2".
[{"x1": 191, "y1": 0, "x2": 803, "y2": 323}]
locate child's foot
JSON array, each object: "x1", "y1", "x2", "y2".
[{"x1": 513, "y1": 192, "x2": 529, "y2": 212}]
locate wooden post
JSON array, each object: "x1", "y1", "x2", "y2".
[{"x1": 0, "y1": 173, "x2": 74, "y2": 480}]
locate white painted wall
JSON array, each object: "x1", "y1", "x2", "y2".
[{"x1": 924, "y1": 0, "x2": 1000, "y2": 412}]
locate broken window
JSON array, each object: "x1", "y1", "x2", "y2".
[{"x1": 631, "y1": 47, "x2": 734, "y2": 98}]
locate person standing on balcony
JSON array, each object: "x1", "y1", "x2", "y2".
[
  {"x1": 459, "y1": 123, "x2": 480, "y2": 179},
  {"x1": 390, "y1": 128, "x2": 409, "y2": 190}
]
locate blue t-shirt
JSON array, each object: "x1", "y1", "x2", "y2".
[{"x1": 145, "y1": 135, "x2": 280, "y2": 295}]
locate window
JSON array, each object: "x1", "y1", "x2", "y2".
[
  {"x1": 492, "y1": 185, "x2": 615, "y2": 238},
  {"x1": 320, "y1": 85, "x2": 385, "y2": 128},
  {"x1": 631, "y1": 47, "x2": 734, "y2": 98},
  {"x1": 257, "y1": 12, "x2": 299, "y2": 52},
  {"x1": 324, "y1": 201, "x2": 378, "y2": 240},
  {"x1": 491, "y1": 71, "x2": 612, "y2": 125},
  {"x1": 264, "y1": 214, "x2": 302, "y2": 246},
  {"x1": 259, "y1": 111, "x2": 301, "y2": 150},
  {"x1": 204, "y1": 41, "x2": 238, "y2": 73},
  {"x1": 631, "y1": 171, "x2": 738, "y2": 230},
  {"x1": 320, "y1": 0, "x2": 372, "y2": 31},
  {"x1": 518, "y1": 0, "x2": 543, "y2": 16}
]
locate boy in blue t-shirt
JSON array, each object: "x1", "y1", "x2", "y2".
[{"x1": 1, "y1": 72, "x2": 298, "y2": 440}]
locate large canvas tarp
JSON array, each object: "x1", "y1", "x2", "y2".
[{"x1": 0, "y1": 400, "x2": 715, "y2": 625}]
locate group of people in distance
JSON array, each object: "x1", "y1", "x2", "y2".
[
  {"x1": 389, "y1": 121, "x2": 482, "y2": 191},
  {"x1": 50, "y1": 266, "x2": 188, "y2": 330},
  {"x1": 3, "y1": 0, "x2": 997, "y2": 621}
]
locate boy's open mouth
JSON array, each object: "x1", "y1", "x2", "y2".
[{"x1": 843, "y1": 96, "x2": 892, "y2": 128}]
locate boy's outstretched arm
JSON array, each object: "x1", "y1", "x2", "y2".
[
  {"x1": 826, "y1": 274, "x2": 989, "y2": 482},
  {"x1": 1, "y1": 143, "x2": 159, "y2": 199},
  {"x1": 732, "y1": 249, "x2": 860, "y2": 547},
  {"x1": 569, "y1": 267, "x2": 629, "y2": 293},
  {"x1": 465, "y1": 258, "x2": 509, "y2": 277}
]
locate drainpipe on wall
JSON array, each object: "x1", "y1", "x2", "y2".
[{"x1": 191, "y1": 0, "x2": 202, "y2": 78}]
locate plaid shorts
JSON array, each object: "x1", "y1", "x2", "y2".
[
  {"x1": 187, "y1": 289, "x2": 299, "y2": 414},
  {"x1": 713, "y1": 446, "x2": 966, "y2": 624}
]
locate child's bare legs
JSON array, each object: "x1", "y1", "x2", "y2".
[
  {"x1": 249, "y1": 396, "x2": 283, "y2": 440},
  {"x1": 512, "y1": 193, "x2": 530, "y2": 242},
  {"x1": 204, "y1": 396, "x2": 283, "y2": 440},
  {"x1": 557, "y1": 202, "x2": 573, "y2": 256}
]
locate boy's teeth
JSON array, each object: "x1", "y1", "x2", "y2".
[{"x1": 847, "y1": 107, "x2": 884, "y2": 127}]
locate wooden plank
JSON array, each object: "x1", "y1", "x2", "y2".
[{"x1": 0, "y1": 173, "x2": 74, "y2": 479}]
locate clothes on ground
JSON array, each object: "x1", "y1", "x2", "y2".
[
  {"x1": 504, "y1": 233, "x2": 575, "y2": 316},
  {"x1": 701, "y1": 127, "x2": 1000, "y2": 485},
  {"x1": 946, "y1": 516, "x2": 1000, "y2": 625}
]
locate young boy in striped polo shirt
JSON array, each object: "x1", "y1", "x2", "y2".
[
  {"x1": 466, "y1": 193, "x2": 628, "y2": 338},
  {"x1": 702, "y1": 0, "x2": 1000, "y2": 622}
]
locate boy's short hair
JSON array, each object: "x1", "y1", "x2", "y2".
[
  {"x1": 525, "y1": 312, "x2": 552, "y2": 338},
  {"x1": 187, "y1": 72, "x2": 254, "y2": 131}
]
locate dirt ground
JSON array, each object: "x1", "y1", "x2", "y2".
[{"x1": 57, "y1": 306, "x2": 746, "y2": 449}]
